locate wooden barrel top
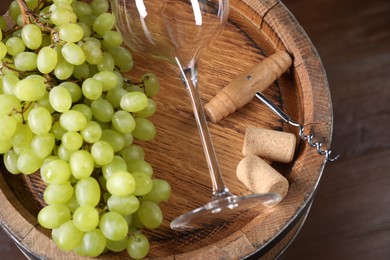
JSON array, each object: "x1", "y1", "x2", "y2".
[{"x1": 0, "y1": 0, "x2": 333, "y2": 259}]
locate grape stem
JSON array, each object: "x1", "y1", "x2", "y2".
[{"x1": 17, "y1": 0, "x2": 30, "y2": 25}]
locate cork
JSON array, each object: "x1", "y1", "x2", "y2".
[
  {"x1": 243, "y1": 127, "x2": 296, "y2": 163},
  {"x1": 237, "y1": 155, "x2": 289, "y2": 200}
]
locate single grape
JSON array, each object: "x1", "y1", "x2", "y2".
[
  {"x1": 62, "y1": 42, "x2": 86, "y2": 65},
  {"x1": 100, "y1": 129, "x2": 126, "y2": 152},
  {"x1": 102, "y1": 30, "x2": 123, "y2": 49},
  {"x1": 141, "y1": 73, "x2": 160, "y2": 97},
  {"x1": 132, "y1": 118, "x2": 156, "y2": 141},
  {"x1": 126, "y1": 159, "x2": 153, "y2": 177},
  {"x1": 38, "y1": 204, "x2": 71, "y2": 229},
  {"x1": 91, "y1": 98, "x2": 114, "y2": 123},
  {"x1": 59, "y1": 81, "x2": 82, "y2": 103},
  {"x1": 106, "y1": 170, "x2": 136, "y2": 197},
  {"x1": 120, "y1": 144, "x2": 145, "y2": 162},
  {"x1": 43, "y1": 181, "x2": 74, "y2": 204},
  {"x1": 0, "y1": 115, "x2": 17, "y2": 141},
  {"x1": 62, "y1": 131, "x2": 83, "y2": 151},
  {"x1": 73, "y1": 205, "x2": 99, "y2": 232},
  {"x1": 3, "y1": 149, "x2": 20, "y2": 174},
  {"x1": 137, "y1": 201, "x2": 163, "y2": 229},
  {"x1": 5, "y1": 37, "x2": 25, "y2": 56},
  {"x1": 107, "y1": 194, "x2": 140, "y2": 216},
  {"x1": 132, "y1": 172, "x2": 153, "y2": 196},
  {"x1": 54, "y1": 55, "x2": 75, "y2": 80},
  {"x1": 75, "y1": 177, "x2": 101, "y2": 207},
  {"x1": 49, "y1": 86, "x2": 73, "y2": 113},
  {"x1": 71, "y1": 1, "x2": 93, "y2": 17},
  {"x1": 80, "y1": 120, "x2": 102, "y2": 143},
  {"x1": 74, "y1": 229, "x2": 106, "y2": 257},
  {"x1": 58, "y1": 23, "x2": 84, "y2": 43},
  {"x1": 60, "y1": 110, "x2": 87, "y2": 132},
  {"x1": 101, "y1": 155, "x2": 127, "y2": 180},
  {"x1": 30, "y1": 133, "x2": 55, "y2": 159},
  {"x1": 141, "y1": 179, "x2": 171, "y2": 203},
  {"x1": 52, "y1": 220, "x2": 84, "y2": 251},
  {"x1": 13, "y1": 52, "x2": 38, "y2": 71},
  {"x1": 97, "y1": 52, "x2": 115, "y2": 72},
  {"x1": 16, "y1": 149, "x2": 43, "y2": 175},
  {"x1": 99, "y1": 211, "x2": 128, "y2": 241},
  {"x1": 92, "y1": 70, "x2": 118, "y2": 91},
  {"x1": 82, "y1": 78, "x2": 103, "y2": 100},
  {"x1": 37, "y1": 46, "x2": 58, "y2": 74},
  {"x1": 106, "y1": 236, "x2": 128, "y2": 252},
  {"x1": 82, "y1": 40, "x2": 103, "y2": 65},
  {"x1": 127, "y1": 233, "x2": 150, "y2": 259},
  {"x1": 90, "y1": 0, "x2": 109, "y2": 16},
  {"x1": 21, "y1": 24, "x2": 42, "y2": 50},
  {"x1": 50, "y1": 8, "x2": 77, "y2": 26},
  {"x1": 120, "y1": 92, "x2": 148, "y2": 113},
  {"x1": 69, "y1": 150, "x2": 95, "y2": 179},
  {"x1": 111, "y1": 110, "x2": 136, "y2": 134},
  {"x1": 90, "y1": 140, "x2": 114, "y2": 165},
  {"x1": 108, "y1": 46, "x2": 133, "y2": 72},
  {"x1": 93, "y1": 12, "x2": 115, "y2": 36},
  {"x1": 40, "y1": 159, "x2": 71, "y2": 184}
]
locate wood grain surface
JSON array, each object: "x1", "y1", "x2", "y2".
[{"x1": 0, "y1": 0, "x2": 389, "y2": 259}]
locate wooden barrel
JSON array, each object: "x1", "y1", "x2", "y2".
[{"x1": 0, "y1": 0, "x2": 333, "y2": 259}]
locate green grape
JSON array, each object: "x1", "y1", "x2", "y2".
[
  {"x1": 12, "y1": 123, "x2": 33, "y2": 153},
  {"x1": 82, "y1": 40, "x2": 103, "y2": 64},
  {"x1": 0, "y1": 15, "x2": 7, "y2": 31},
  {"x1": 132, "y1": 118, "x2": 156, "y2": 141},
  {"x1": 54, "y1": 55, "x2": 74, "y2": 80},
  {"x1": 80, "y1": 120, "x2": 102, "y2": 143},
  {"x1": 120, "y1": 144, "x2": 144, "y2": 161},
  {"x1": 64, "y1": 193, "x2": 79, "y2": 213},
  {"x1": 127, "y1": 233, "x2": 150, "y2": 259},
  {"x1": 16, "y1": 149, "x2": 43, "y2": 174},
  {"x1": 14, "y1": 75, "x2": 46, "y2": 102},
  {"x1": 93, "y1": 12, "x2": 115, "y2": 36},
  {"x1": 58, "y1": 23, "x2": 84, "y2": 43},
  {"x1": 0, "y1": 115, "x2": 17, "y2": 141},
  {"x1": 132, "y1": 172, "x2": 153, "y2": 196},
  {"x1": 91, "y1": 98, "x2": 114, "y2": 122},
  {"x1": 30, "y1": 133, "x2": 55, "y2": 158},
  {"x1": 27, "y1": 107, "x2": 52, "y2": 135},
  {"x1": 62, "y1": 131, "x2": 83, "y2": 151},
  {"x1": 37, "y1": 46, "x2": 58, "y2": 74},
  {"x1": 21, "y1": 24, "x2": 42, "y2": 50},
  {"x1": 41, "y1": 159, "x2": 71, "y2": 184},
  {"x1": 72, "y1": 103, "x2": 92, "y2": 121},
  {"x1": 108, "y1": 46, "x2": 134, "y2": 72},
  {"x1": 1, "y1": 74, "x2": 20, "y2": 95},
  {"x1": 73, "y1": 205, "x2": 99, "y2": 232},
  {"x1": 102, "y1": 155, "x2": 127, "y2": 180},
  {"x1": 52, "y1": 220, "x2": 84, "y2": 251},
  {"x1": 106, "y1": 170, "x2": 136, "y2": 197},
  {"x1": 0, "y1": 139, "x2": 12, "y2": 154},
  {"x1": 91, "y1": 140, "x2": 114, "y2": 165},
  {"x1": 102, "y1": 30, "x2": 123, "y2": 49},
  {"x1": 51, "y1": 121, "x2": 67, "y2": 140},
  {"x1": 133, "y1": 98, "x2": 157, "y2": 118},
  {"x1": 75, "y1": 177, "x2": 101, "y2": 207},
  {"x1": 69, "y1": 150, "x2": 94, "y2": 179},
  {"x1": 13, "y1": 52, "x2": 38, "y2": 71},
  {"x1": 120, "y1": 92, "x2": 148, "y2": 113},
  {"x1": 0, "y1": 93, "x2": 21, "y2": 117},
  {"x1": 25, "y1": 0, "x2": 39, "y2": 10},
  {"x1": 97, "y1": 52, "x2": 115, "y2": 72},
  {"x1": 59, "y1": 81, "x2": 82, "y2": 103},
  {"x1": 93, "y1": 70, "x2": 118, "y2": 91},
  {"x1": 5, "y1": 37, "x2": 25, "y2": 56},
  {"x1": 111, "y1": 110, "x2": 135, "y2": 134},
  {"x1": 43, "y1": 181, "x2": 73, "y2": 204},
  {"x1": 0, "y1": 42, "x2": 5, "y2": 60},
  {"x1": 106, "y1": 236, "x2": 128, "y2": 252},
  {"x1": 71, "y1": 1, "x2": 93, "y2": 17},
  {"x1": 90, "y1": 0, "x2": 109, "y2": 16},
  {"x1": 8, "y1": 1, "x2": 20, "y2": 22},
  {"x1": 74, "y1": 229, "x2": 106, "y2": 257},
  {"x1": 3, "y1": 149, "x2": 20, "y2": 174},
  {"x1": 57, "y1": 143, "x2": 73, "y2": 162},
  {"x1": 141, "y1": 179, "x2": 171, "y2": 203},
  {"x1": 82, "y1": 78, "x2": 103, "y2": 100},
  {"x1": 141, "y1": 73, "x2": 160, "y2": 97},
  {"x1": 100, "y1": 129, "x2": 125, "y2": 152},
  {"x1": 137, "y1": 201, "x2": 163, "y2": 229},
  {"x1": 106, "y1": 87, "x2": 128, "y2": 108},
  {"x1": 77, "y1": 22, "x2": 91, "y2": 38},
  {"x1": 60, "y1": 110, "x2": 87, "y2": 132},
  {"x1": 49, "y1": 86, "x2": 72, "y2": 112},
  {"x1": 61, "y1": 42, "x2": 86, "y2": 65},
  {"x1": 107, "y1": 194, "x2": 139, "y2": 216},
  {"x1": 78, "y1": 14, "x2": 96, "y2": 28},
  {"x1": 38, "y1": 204, "x2": 71, "y2": 229},
  {"x1": 50, "y1": 8, "x2": 77, "y2": 26},
  {"x1": 126, "y1": 159, "x2": 153, "y2": 177},
  {"x1": 99, "y1": 211, "x2": 128, "y2": 241},
  {"x1": 73, "y1": 62, "x2": 90, "y2": 80}
]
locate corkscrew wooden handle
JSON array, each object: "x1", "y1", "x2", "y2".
[{"x1": 204, "y1": 50, "x2": 292, "y2": 123}]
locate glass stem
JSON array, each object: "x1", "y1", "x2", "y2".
[{"x1": 175, "y1": 57, "x2": 231, "y2": 199}]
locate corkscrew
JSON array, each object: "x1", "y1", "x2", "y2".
[{"x1": 255, "y1": 92, "x2": 339, "y2": 163}]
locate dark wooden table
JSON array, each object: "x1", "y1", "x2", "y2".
[{"x1": 1, "y1": 0, "x2": 389, "y2": 259}]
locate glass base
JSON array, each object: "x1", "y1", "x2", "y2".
[{"x1": 170, "y1": 193, "x2": 282, "y2": 231}]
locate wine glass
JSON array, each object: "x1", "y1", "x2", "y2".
[{"x1": 110, "y1": 0, "x2": 282, "y2": 231}]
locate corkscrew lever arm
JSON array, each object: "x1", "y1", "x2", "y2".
[{"x1": 255, "y1": 92, "x2": 339, "y2": 163}]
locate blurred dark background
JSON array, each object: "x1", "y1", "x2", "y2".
[{"x1": 1, "y1": 0, "x2": 389, "y2": 259}]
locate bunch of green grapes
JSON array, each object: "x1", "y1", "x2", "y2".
[{"x1": 0, "y1": 0, "x2": 171, "y2": 258}]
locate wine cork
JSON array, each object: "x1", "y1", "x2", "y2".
[
  {"x1": 237, "y1": 155, "x2": 289, "y2": 200},
  {"x1": 204, "y1": 51, "x2": 292, "y2": 123},
  {"x1": 243, "y1": 127, "x2": 296, "y2": 163}
]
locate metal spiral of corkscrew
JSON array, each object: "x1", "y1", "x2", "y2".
[{"x1": 255, "y1": 92, "x2": 339, "y2": 163}]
